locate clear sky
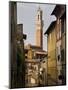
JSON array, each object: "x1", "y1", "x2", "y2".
[{"x1": 17, "y1": 2, "x2": 56, "y2": 51}]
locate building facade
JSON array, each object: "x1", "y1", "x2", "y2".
[
  {"x1": 44, "y1": 5, "x2": 66, "y2": 86},
  {"x1": 44, "y1": 21, "x2": 57, "y2": 85},
  {"x1": 16, "y1": 24, "x2": 26, "y2": 87},
  {"x1": 9, "y1": 2, "x2": 17, "y2": 88},
  {"x1": 24, "y1": 44, "x2": 47, "y2": 87},
  {"x1": 60, "y1": 11, "x2": 66, "y2": 85},
  {"x1": 10, "y1": 1, "x2": 26, "y2": 88},
  {"x1": 51, "y1": 5, "x2": 66, "y2": 85}
]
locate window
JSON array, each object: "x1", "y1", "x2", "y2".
[
  {"x1": 38, "y1": 15, "x2": 39, "y2": 20},
  {"x1": 59, "y1": 19, "x2": 61, "y2": 38},
  {"x1": 56, "y1": 46, "x2": 61, "y2": 61},
  {"x1": 58, "y1": 55, "x2": 60, "y2": 61},
  {"x1": 25, "y1": 56, "x2": 27, "y2": 59},
  {"x1": 61, "y1": 49, "x2": 64, "y2": 61},
  {"x1": 61, "y1": 19, "x2": 64, "y2": 33},
  {"x1": 56, "y1": 19, "x2": 61, "y2": 40},
  {"x1": 58, "y1": 75, "x2": 63, "y2": 80},
  {"x1": 56, "y1": 32, "x2": 59, "y2": 40},
  {"x1": 59, "y1": 29, "x2": 61, "y2": 38}
]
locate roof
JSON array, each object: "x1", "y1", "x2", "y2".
[
  {"x1": 30, "y1": 45, "x2": 41, "y2": 50},
  {"x1": 51, "y1": 5, "x2": 66, "y2": 16},
  {"x1": 44, "y1": 21, "x2": 56, "y2": 35},
  {"x1": 24, "y1": 44, "x2": 47, "y2": 55},
  {"x1": 60, "y1": 11, "x2": 66, "y2": 19},
  {"x1": 51, "y1": 5, "x2": 61, "y2": 15},
  {"x1": 24, "y1": 44, "x2": 42, "y2": 50}
]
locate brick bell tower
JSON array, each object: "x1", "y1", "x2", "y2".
[{"x1": 35, "y1": 7, "x2": 44, "y2": 49}]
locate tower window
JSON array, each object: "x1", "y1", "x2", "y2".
[{"x1": 38, "y1": 15, "x2": 39, "y2": 20}]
